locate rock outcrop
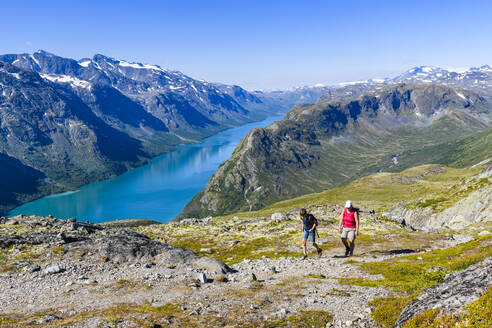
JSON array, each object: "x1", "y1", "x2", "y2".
[
  {"x1": 385, "y1": 165, "x2": 492, "y2": 230},
  {"x1": 393, "y1": 257, "x2": 492, "y2": 327},
  {"x1": 0, "y1": 215, "x2": 232, "y2": 273}
]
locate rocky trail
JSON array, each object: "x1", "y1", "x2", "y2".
[{"x1": 1, "y1": 215, "x2": 489, "y2": 327}]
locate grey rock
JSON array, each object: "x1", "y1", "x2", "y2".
[
  {"x1": 1, "y1": 218, "x2": 231, "y2": 273},
  {"x1": 192, "y1": 257, "x2": 233, "y2": 274},
  {"x1": 271, "y1": 212, "x2": 286, "y2": 222},
  {"x1": 393, "y1": 257, "x2": 491, "y2": 327},
  {"x1": 41, "y1": 314, "x2": 60, "y2": 323},
  {"x1": 25, "y1": 264, "x2": 41, "y2": 273},
  {"x1": 44, "y1": 265, "x2": 64, "y2": 274},
  {"x1": 385, "y1": 184, "x2": 492, "y2": 230},
  {"x1": 198, "y1": 273, "x2": 208, "y2": 284}
]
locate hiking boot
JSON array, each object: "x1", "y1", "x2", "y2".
[
  {"x1": 302, "y1": 254, "x2": 307, "y2": 260},
  {"x1": 344, "y1": 248, "x2": 350, "y2": 257},
  {"x1": 349, "y1": 249, "x2": 354, "y2": 257},
  {"x1": 317, "y1": 248, "x2": 322, "y2": 257}
]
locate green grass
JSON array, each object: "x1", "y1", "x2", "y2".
[
  {"x1": 340, "y1": 236, "x2": 491, "y2": 293},
  {"x1": 369, "y1": 296, "x2": 414, "y2": 328},
  {"x1": 266, "y1": 310, "x2": 333, "y2": 328},
  {"x1": 342, "y1": 236, "x2": 492, "y2": 327},
  {"x1": 214, "y1": 164, "x2": 482, "y2": 220}
]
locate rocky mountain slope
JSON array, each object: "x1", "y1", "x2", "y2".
[
  {"x1": 180, "y1": 83, "x2": 492, "y2": 218},
  {"x1": 0, "y1": 50, "x2": 266, "y2": 138},
  {"x1": 0, "y1": 161, "x2": 490, "y2": 327},
  {"x1": 0, "y1": 61, "x2": 162, "y2": 215},
  {"x1": 0, "y1": 50, "x2": 335, "y2": 216}
]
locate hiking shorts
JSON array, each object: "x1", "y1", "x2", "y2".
[
  {"x1": 341, "y1": 227, "x2": 356, "y2": 241},
  {"x1": 303, "y1": 230, "x2": 316, "y2": 242}
]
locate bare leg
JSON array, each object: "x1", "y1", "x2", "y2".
[
  {"x1": 341, "y1": 238, "x2": 350, "y2": 250},
  {"x1": 302, "y1": 239, "x2": 307, "y2": 256},
  {"x1": 341, "y1": 238, "x2": 350, "y2": 256},
  {"x1": 313, "y1": 242, "x2": 321, "y2": 251},
  {"x1": 349, "y1": 240, "x2": 355, "y2": 256}
]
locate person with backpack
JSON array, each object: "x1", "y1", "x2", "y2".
[
  {"x1": 300, "y1": 208, "x2": 322, "y2": 259},
  {"x1": 338, "y1": 200, "x2": 359, "y2": 257}
]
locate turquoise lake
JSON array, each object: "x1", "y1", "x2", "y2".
[{"x1": 9, "y1": 115, "x2": 282, "y2": 223}]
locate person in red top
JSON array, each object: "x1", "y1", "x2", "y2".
[{"x1": 338, "y1": 200, "x2": 359, "y2": 256}]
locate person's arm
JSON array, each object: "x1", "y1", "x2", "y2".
[
  {"x1": 355, "y1": 211, "x2": 360, "y2": 236},
  {"x1": 338, "y1": 211, "x2": 344, "y2": 233},
  {"x1": 309, "y1": 218, "x2": 317, "y2": 232},
  {"x1": 301, "y1": 218, "x2": 304, "y2": 231}
]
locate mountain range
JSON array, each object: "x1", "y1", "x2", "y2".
[
  {"x1": 0, "y1": 50, "x2": 332, "y2": 215},
  {"x1": 319, "y1": 65, "x2": 492, "y2": 103},
  {"x1": 2, "y1": 50, "x2": 492, "y2": 218}
]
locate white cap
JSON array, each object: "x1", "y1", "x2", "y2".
[{"x1": 345, "y1": 200, "x2": 352, "y2": 208}]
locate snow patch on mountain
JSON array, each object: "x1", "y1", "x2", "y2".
[
  {"x1": 456, "y1": 91, "x2": 466, "y2": 100},
  {"x1": 40, "y1": 74, "x2": 91, "y2": 89},
  {"x1": 3, "y1": 72, "x2": 21, "y2": 79},
  {"x1": 78, "y1": 60, "x2": 91, "y2": 67},
  {"x1": 118, "y1": 60, "x2": 165, "y2": 71}
]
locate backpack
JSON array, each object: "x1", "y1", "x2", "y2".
[
  {"x1": 306, "y1": 214, "x2": 320, "y2": 238},
  {"x1": 306, "y1": 214, "x2": 317, "y2": 226}
]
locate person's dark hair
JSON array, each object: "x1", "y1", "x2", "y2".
[{"x1": 300, "y1": 208, "x2": 307, "y2": 216}]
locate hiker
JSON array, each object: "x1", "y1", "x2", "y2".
[
  {"x1": 338, "y1": 200, "x2": 359, "y2": 256},
  {"x1": 300, "y1": 208, "x2": 322, "y2": 259}
]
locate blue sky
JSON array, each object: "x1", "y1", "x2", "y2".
[{"x1": 2, "y1": 0, "x2": 491, "y2": 89}]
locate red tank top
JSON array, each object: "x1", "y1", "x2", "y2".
[{"x1": 343, "y1": 208, "x2": 357, "y2": 228}]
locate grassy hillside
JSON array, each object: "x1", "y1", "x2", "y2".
[
  {"x1": 389, "y1": 127, "x2": 492, "y2": 170},
  {"x1": 140, "y1": 163, "x2": 490, "y2": 266}
]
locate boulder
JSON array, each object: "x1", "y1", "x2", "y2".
[
  {"x1": 393, "y1": 257, "x2": 492, "y2": 327},
  {"x1": 271, "y1": 212, "x2": 286, "y2": 222},
  {"x1": 192, "y1": 257, "x2": 233, "y2": 274},
  {"x1": 44, "y1": 265, "x2": 64, "y2": 274}
]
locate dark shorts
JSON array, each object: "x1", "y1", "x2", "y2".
[{"x1": 303, "y1": 230, "x2": 315, "y2": 242}]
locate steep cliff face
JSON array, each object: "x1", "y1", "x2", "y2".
[
  {"x1": 0, "y1": 62, "x2": 154, "y2": 212},
  {"x1": 180, "y1": 84, "x2": 492, "y2": 219}
]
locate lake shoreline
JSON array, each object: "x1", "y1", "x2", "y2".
[{"x1": 8, "y1": 114, "x2": 284, "y2": 222}]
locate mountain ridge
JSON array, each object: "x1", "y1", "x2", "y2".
[{"x1": 179, "y1": 83, "x2": 492, "y2": 219}]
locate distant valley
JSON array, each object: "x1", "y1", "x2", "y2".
[{"x1": 0, "y1": 50, "x2": 331, "y2": 215}]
